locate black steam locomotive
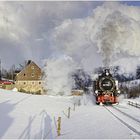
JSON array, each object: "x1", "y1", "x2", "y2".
[{"x1": 94, "y1": 69, "x2": 120, "y2": 105}]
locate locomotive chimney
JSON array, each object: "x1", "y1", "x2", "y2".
[{"x1": 104, "y1": 69, "x2": 110, "y2": 76}]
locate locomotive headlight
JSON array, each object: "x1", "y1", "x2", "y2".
[
  {"x1": 95, "y1": 90, "x2": 98, "y2": 94},
  {"x1": 117, "y1": 90, "x2": 120, "y2": 94},
  {"x1": 106, "y1": 72, "x2": 109, "y2": 76}
]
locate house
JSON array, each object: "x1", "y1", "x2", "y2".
[{"x1": 15, "y1": 60, "x2": 45, "y2": 94}]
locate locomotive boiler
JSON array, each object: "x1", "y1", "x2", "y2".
[{"x1": 94, "y1": 69, "x2": 120, "y2": 104}]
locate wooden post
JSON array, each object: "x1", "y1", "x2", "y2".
[
  {"x1": 136, "y1": 103, "x2": 138, "y2": 108},
  {"x1": 68, "y1": 107, "x2": 71, "y2": 118},
  {"x1": 57, "y1": 117, "x2": 61, "y2": 136},
  {"x1": 73, "y1": 103, "x2": 76, "y2": 111},
  {"x1": 78, "y1": 99, "x2": 81, "y2": 106}
]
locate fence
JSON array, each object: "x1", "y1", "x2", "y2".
[
  {"x1": 128, "y1": 101, "x2": 140, "y2": 108},
  {"x1": 54, "y1": 102, "x2": 79, "y2": 137}
]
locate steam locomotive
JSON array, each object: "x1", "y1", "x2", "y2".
[{"x1": 94, "y1": 69, "x2": 120, "y2": 105}]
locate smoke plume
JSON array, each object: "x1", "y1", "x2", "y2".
[{"x1": 44, "y1": 2, "x2": 140, "y2": 95}]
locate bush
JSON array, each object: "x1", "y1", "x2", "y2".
[
  {"x1": 19, "y1": 88, "x2": 27, "y2": 93},
  {"x1": 35, "y1": 90, "x2": 41, "y2": 95},
  {"x1": 120, "y1": 85, "x2": 140, "y2": 98}
]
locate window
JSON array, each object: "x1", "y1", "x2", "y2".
[
  {"x1": 31, "y1": 73, "x2": 34, "y2": 77},
  {"x1": 39, "y1": 82, "x2": 41, "y2": 84},
  {"x1": 31, "y1": 66, "x2": 34, "y2": 69},
  {"x1": 24, "y1": 82, "x2": 26, "y2": 85},
  {"x1": 24, "y1": 74, "x2": 26, "y2": 76}
]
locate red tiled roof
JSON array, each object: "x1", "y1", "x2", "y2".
[{"x1": 0, "y1": 80, "x2": 13, "y2": 85}]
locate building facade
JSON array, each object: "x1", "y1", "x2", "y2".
[{"x1": 15, "y1": 60, "x2": 44, "y2": 94}]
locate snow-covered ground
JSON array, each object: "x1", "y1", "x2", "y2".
[{"x1": 0, "y1": 89, "x2": 140, "y2": 139}]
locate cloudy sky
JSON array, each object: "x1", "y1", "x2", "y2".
[{"x1": 0, "y1": 1, "x2": 140, "y2": 69}]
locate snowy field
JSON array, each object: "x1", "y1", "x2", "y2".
[{"x1": 0, "y1": 89, "x2": 140, "y2": 139}]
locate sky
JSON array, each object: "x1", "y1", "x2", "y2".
[{"x1": 0, "y1": 1, "x2": 140, "y2": 70}]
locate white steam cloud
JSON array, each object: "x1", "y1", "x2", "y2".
[
  {"x1": 44, "y1": 2, "x2": 140, "y2": 95},
  {"x1": 43, "y1": 55, "x2": 76, "y2": 95}
]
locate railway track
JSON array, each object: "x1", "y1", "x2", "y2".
[
  {"x1": 128, "y1": 101, "x2": 140, "y2": 109},
  {"x1": 103, "y1": 105, "x2": 140, "y2": 137},
  {"x1": 112, "y1": 105, "x2": 140, "y2": 123}
]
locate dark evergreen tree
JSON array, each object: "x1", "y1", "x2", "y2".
[{"x1": 136, "y1": 66, "x2": 140, "y2": 79}]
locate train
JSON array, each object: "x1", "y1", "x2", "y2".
[{"x1": 94, "y1": 69, "x2": 120, "y2": 105}]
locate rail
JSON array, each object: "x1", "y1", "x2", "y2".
[
  {"x1": 128, "y1": 101, "x2": 140, "y2": 108},
  {"x1": 104, "y1": 105, "x2": 140, "y2": 136}
]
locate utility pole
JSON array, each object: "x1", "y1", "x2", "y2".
[
  {"x1": 11, "y1": 64, "x2": 15, "y2": 81},
  {"x1": 0, "y1": 59, "x2": 1, "y2": 80}
]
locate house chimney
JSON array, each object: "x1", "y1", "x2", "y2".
[{"x1": 27, "y1": 60, "x2": 32, "y2": 65}]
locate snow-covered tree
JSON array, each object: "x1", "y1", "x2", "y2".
[{"x1": 72, "y1": 69, "x2": 92, "y2": 93}]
